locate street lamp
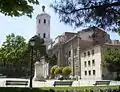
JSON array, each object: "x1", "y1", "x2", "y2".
[{"x1": 29, "y1": 38, "x2": 35, "y2": 89}]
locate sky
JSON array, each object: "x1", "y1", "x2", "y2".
[{"x1": 0, "y1": 0, "x2": 120, "y2": 46}]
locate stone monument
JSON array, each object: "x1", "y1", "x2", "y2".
[{"x1": 33, "y1": 61, "x2": 45, "y2": 81}]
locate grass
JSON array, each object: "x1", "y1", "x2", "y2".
[
  {"x1": 40, "y1": 85, "x2": 120, "y2": 91},
  {"x1": 0, "y1": 86, "x2": 119, "y2": 92}
]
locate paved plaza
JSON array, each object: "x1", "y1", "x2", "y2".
[{"x1": 0, "y1": 78, "x2": 120, "y2": 87}]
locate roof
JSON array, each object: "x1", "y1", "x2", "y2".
[
  {"x1": 36, "y1": 13, "x2": 50, "y2": 19},
  {"x1": 80, "y1": 43, "x2": 120, "y2": 52}
]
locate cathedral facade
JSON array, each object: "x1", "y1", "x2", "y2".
[{"x1": 48, "y1": 27, "x2": 120, "y2": 80}]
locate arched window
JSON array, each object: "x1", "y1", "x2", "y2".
[
  {"x1": 88, "y1": 51, "x2": 90, "y2": 56},
  {"x1": 43, "y1": 33, "x2": 46, "y2": 38},
  {"x1": 44, "y1": 19, "x2": 46, "y2": 24},
  {"x1": 39, "y1": 19, "x2": 40, "y2": 24}
]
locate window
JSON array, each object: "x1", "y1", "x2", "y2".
[
  {"x1": 88, "y1": 51, "x2": 90, "y2": 56},
  {"x1": 92, "y1": 59, "x2": 95, "y2": 66},
  {"x1": 92, "y1": 50, "x2": 94, "y2": 55},
  {"x1": 68, "y1": 51, "x2": 71, "y2": 57},
  {"x1": 76, "y1": 66, "x2": 78, "y2": 69},
  {"x1": 84, "y1": 61, "x2": 87, "y2": 67},
  {"x1": 93, "y1": 70, "x2": 95, "y2": 75},
  {"x1": 89, "y1": 70, "x2": 91, "y2": 76},
  {"x1": 85, "y1": 71, "x2": 87, "y2": 76},
  {"x1": 44, "y1": 19, "x2": 46, "y2": 24},
  {"x1": 88, "y1": 61, "x2": 90, "y2": 66},
  {"x1": 84, "y1": 52, "x2": 86, "y2": 57},
  {"x1": 39, "y1": 19, "x2": 40, "y2": 23},
  {"x1": 43, "y1": 33, "x2": 46, "y2": 38}
]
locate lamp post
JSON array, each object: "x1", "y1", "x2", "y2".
[{"x1": 29, "y1": 38, "x2": 35, "y2": 89}]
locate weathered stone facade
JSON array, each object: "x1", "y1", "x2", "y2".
[{"x1": 48, "y1": 27, "x2": 112, "y2": 79}]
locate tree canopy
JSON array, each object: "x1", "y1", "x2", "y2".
[
  {"x1": 0, "y1": 0, "x2": 39, "y2": 17},
  {"x1": 47, "y1": 55, "x2": 57, "y2": 66},
  {"x1": 51, "y1": 0, "x2": 120, "y2": 30},
  {"x1": 104, "y1": 48, "x2": 120, "y2": 73},
  {"x1": 28, "y1": 34, "x2": 47, "y2": 61},
  {"x1": 0, "y1": 33, "x2": 29, "y2": 77},
  {"x1": 0, "y1": 33, "x2": 47, "y2": 77},
  {"x1": 0, "y1": 33, "x2": 29, "y2": 64}
]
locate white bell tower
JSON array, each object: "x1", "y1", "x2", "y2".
[
  {"x1": 34, "y1": 6, "x2": 50, "y2": 80},
  {"x1": 36, "y1": 6, "x2": 51, "y2": 47}
]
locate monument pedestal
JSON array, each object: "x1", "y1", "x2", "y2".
[{"x1": 33, "y1": 61, "x2": 45, "y2": 81}]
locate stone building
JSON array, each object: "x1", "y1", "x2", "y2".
[
  {"x1": 81, "y1": 43, "x2": 120, "y2": 80},
  {"x1": 48, "y1": 27, "x2": 113, "y2": 79}
]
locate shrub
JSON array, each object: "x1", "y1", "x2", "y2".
[
  {"x1": 50, "y1": 65, "x2": 58, "y2": 75},
  {"x1": 62, "y1": 66, "x2": 72, "y2": 77},
  {"x1": 54, "y1": 67, "x2": 61, "y2": 75}
]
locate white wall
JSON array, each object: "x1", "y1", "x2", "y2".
[
  {"x1": 36, "y1": 13, "x2": 51, "y2": 46},
  {"x1": 81, "y1": 46, "x2": 102, "y2": 80}
]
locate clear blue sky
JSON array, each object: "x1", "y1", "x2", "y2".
[{"x1": 0, "y1": 0, "x2": 120, "y2": 46}]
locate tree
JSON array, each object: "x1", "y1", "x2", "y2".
[
  {"x1": 28, "y1": 34, "x2": 47, "y2": 61},
  {"x1": 62, "y1": 66, "x2": 72, "y2": 77},
  {"x1": 0, "y1": 33, "x2": 29, "y2": 77},
  {"x1": 104, "y1": 48, "x2": 120, "y2": 80},
  {"x1": 0, "y1": 33, "x2": 28, "y2": 64},
  {"x1": 47, "y1": 55, "x2": 57, "y2": 66},
  {"x1": 0, "y1": 0, "x2": 39, "y2": 17},
  {"x1": 51, "y1": 0, "x2": 120, "y2": 30},
  {"x1": 0, "y1": 34, "x2": 47, "y2": 77}
]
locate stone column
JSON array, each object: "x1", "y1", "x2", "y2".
[
  {"x1": 77, "y1": 36, "x2": 81, "y2": 79},
  {"x1": 71, "y1": 43, "x2": 75, "y2": 77},
  {"x1": 33, "y1": 61, "x2": 45, "y2": 81}
]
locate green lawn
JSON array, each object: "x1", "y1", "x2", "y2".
[
  {"x1": 40, "y1": 86, "x2": 120, "y2": 91},
  {"x1": 0, "y1": 86, "x2": 119, "y2": 92}
]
